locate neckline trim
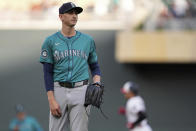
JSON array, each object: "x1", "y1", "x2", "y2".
[{"x1": 57, "y1": 30, "x2": 81, "y2": 41}]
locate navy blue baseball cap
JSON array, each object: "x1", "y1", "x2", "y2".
[
  {"x1": 15, "y1": 104, "x2": 25, "y2": 113},
  {"x1": 59, "y1": 2, "x2": 83, "y2": 14}
]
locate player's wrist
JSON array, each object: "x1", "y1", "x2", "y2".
[
  {"x1": 47, "y1": 91, "x2": 55, "y2": 101},
  {"x1": 126, "y1": 123, "x2": 134, "y2": 129},
  {"x1": 48, "y1": 97, "x2": 56, "y2": 102},
  {"x1": 92, "y1": 82, "x2": 102, "y2": 87}
]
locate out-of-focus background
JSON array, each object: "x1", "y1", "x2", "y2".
[{"x1": 1, "y1": 0, "x2": 196, "y2": 131}]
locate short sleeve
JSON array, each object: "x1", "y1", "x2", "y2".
[
  {"x1": 40, "y1": 38, "x2": 54, "y2": 64},
  {"x1": 31, "y1": 117, "x2": 43, "y2": 131},
  {"x1": 9, "y1": 119, "x2": 17, "y2": 130},
  {"x1": 88, "y1": 39, "x2": 98, "y2": 64},
  {"x1": 127, "y1": 98, "x2": 145, "y2": 114}
]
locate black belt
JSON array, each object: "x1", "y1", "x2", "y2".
[{"x1": 59, "y1": 80, "x2": 88, "y2": 88}]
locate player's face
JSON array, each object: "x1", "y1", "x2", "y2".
[
  {"x1": 59, "y1": 9, "x2": 78, "y2": 27},
  {"x1": 124, "y1": 91, "x2": 134, "y2": 99},
  {"x1": 16, "y1": 112, "x2": 26, "y2": 120}
]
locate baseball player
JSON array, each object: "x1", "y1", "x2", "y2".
[
  {"x1": 39, "y1": 2, "x2": 102, "y2": 131},
  {"x1": 118, "y1": 81, "x2": 152, "y2": 131},
  {"x1": 9, "y1": 104, "x2": 43, "y2": 131}
]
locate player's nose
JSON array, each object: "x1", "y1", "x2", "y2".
[{"x1": 72, "y1": 13, "x2": 77, "y2": 17}]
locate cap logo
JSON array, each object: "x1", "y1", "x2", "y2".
[{"x1": 70, "y1": 2, "x2": 76, "y2": 7}]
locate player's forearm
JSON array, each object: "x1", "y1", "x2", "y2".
[
  {"x1": 43, "y1": 63, "x2": 54, "y2": 92},
  {"x1": 89, "y1": 62, "x2": 101, "y2": 78},
  {"x1": 47, "y1": 91, "x2": 55, "y2": 101},
  {"x1": 132, "y1": 111, "x2": 147, "y2": 128}
]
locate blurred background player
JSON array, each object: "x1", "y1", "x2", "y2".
[
  {"x1": 9, "y1": 104, "x2": 43, "y2": 131},
  {"x1": 118, "y1": 81, "x2": 152, "y2": 131}
]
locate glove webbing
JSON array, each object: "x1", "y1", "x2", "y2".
[
  {"x1": 99, "y1": 106, "x2": 108, "y2": 119},
  {"x1": 85, "y1": 106, "x2": 108, "y2": 119}
]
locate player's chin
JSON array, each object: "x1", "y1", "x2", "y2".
[
  {"x1": 70, "y1": 22, "x2": 77, "y2": 27},
  {"x1": 72, "y1": 20, "x2": 77, "y2": 24}
]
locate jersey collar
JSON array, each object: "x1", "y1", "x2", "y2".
[{"x1": 57, "y1": 30, "x2": 81, "y2": 42}]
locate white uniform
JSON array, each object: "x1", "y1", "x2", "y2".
[{"x1": 126, "y1": 96, "x2": 152, "y2": 131}]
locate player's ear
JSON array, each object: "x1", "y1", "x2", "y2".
[{"x1": 59, "y1": 14, "x2": 63, "y2": 21}]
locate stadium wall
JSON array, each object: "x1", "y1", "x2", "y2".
[{"x1": 0, "y1": 30, "x2": 195, "y2": 131}]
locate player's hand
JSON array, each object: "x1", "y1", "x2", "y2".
[
  {"x1": 126, "y1": 122, "x2": 134, "y2": 129},
  {"x1": 118, "y1": 106, "x2": 126, "y2": 115},
  {"x1": 13, "y1": 126, "x2": 19, "y2": 131},
  {"x1": 49, "y1": 99, "x2": 62, "y2": 118}
]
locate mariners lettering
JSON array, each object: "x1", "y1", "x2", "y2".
[{"x1": 54, "y1": 50, "x2": 87, "y2": 61}]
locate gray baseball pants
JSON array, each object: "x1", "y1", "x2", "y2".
[{"x1": 49, "y1": 82, "x2": 90, "y2": 131}]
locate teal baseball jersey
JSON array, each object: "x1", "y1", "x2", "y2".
[
  {"x1": 40, "y1": 31, "x2": 98, "y2": 82},
  {"x1": 9, "y1": 116, "x2": 43, "y2": 131}
]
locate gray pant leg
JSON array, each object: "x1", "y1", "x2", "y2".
[
  {"x1": 69, "y1": 85, "x2": 90, "y2": 131},
  {"x1": 69, "y1": 105, "x2": 90, "y2": 131},
  {"x1": 49, "y1": 111, "x2": 68, "y2": 131},
  {"x1": 49, "y1": 85, "x2": 68, "y2": 131},
  {"x1": 49, "y1": 84, "x2": 90, "y2": 131}
]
